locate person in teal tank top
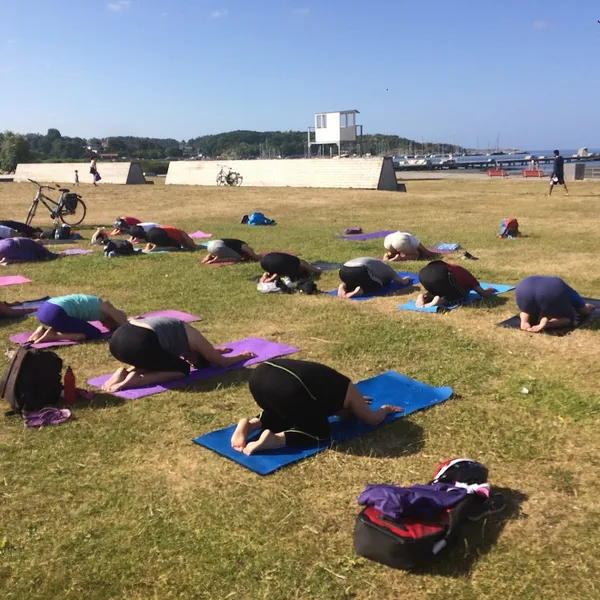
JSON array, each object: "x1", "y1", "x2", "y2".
[{"x1": 28, "y1": 294, "x2": 129, "y2": 344}]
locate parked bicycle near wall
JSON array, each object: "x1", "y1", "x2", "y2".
[
  {"x1": 25, "y1": 179, "x2": 87, "y2": 227},
  {"x1": 216, "y1": 165, "x2": 243, "y2": 186}
]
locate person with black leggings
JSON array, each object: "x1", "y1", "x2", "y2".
[
  {"x1": 201, "y1": 238, "x2": 261, "y2": 264},
  {"x1": 102, "y1": 317, "x2": 256, "y2": 392},
  {"x1": 337, "y1": 257, "x2": 412, "y2": 298},
  {"x1": 416, "y1": 261, "x2": 496, "y2": 308},
  {"x1": 0, "y1": 220, "x2": 42, "y2": 238},
  {"x1": 259, "y1": 252, "x2": 320, "y2": 283},
  {"x1": 230, "y1": 358, "x2": 403, "y2": 455}
]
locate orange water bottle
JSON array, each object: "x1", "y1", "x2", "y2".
[{"x1": 63, "y1": 366, "x2": 76, "y2": 405}]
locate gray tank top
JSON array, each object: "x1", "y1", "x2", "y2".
[{"x1": 142, "y1": 317, "x2": 190, "y2": 357}]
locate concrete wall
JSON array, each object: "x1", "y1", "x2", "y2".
[
  {"x1": 565, "y1": 163, "x2": 585, "y2": 181},
  {"x1": 14, "y1": 163, "x2": 146, "y2": 185},
  {"x1": 166, "y1": 157, "x2": 399, "y2": 191}
]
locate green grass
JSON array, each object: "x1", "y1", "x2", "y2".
[{"x1": 1, "y1": 178, "x2": 600, "y2": 599}]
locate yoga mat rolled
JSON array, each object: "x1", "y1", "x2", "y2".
[
  {"x1": 327, "y1": 272, "x2": 419, "y2": 301},
  {"x1": 10, "y1": 309, "x2": 203, "y2": 348},
  {"x1": 397, "y1": 283, "x2": 515, "y2": 313},
  {"x1": 0, "y1": 275, "x2": 31, "y2": 287},
  {"x1": 193, "y1": 371, "x2": 453, "y2": 475},
  {"x1": 88, "y1": 337, "x2": 300, "y2": 399}
]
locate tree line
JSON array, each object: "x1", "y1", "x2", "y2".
[{"x1": 0, "y1": 128, "x2": 466, "y2": 172}]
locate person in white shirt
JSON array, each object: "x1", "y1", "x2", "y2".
[{"x1": 382, "y1": 231, "x2": 437, "y2": 262}]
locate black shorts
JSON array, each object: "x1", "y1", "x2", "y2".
[
  {"x1": 249, "y1": 359, "x2": 350, "y2": 447},
  {"x1": 338, "y1": 265, "x2": 383, "y2": 295},
  {"x1": 418, "y1": 261, "x2": 468, "y2": 302},
  {"x1": 551, "y1": 175, "x2": 565, "y2": 185},
  {"x1": 109, "y1": 323, "x2": 190, "y2": 375},
  {"x1": 221, "y1": 238, "x2": 245, "y2": 255},
  {"x1": 260, "y1": 253, "x2": 301, "y2": 279},
  {"x1": 146, "y1": 227, "x2": 180, "y2": 248}
]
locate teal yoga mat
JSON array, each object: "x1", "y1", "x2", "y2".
[
  {"x1": 193, "y1": 371, "x2": 453, "y2": 475},
  {"x1": 397, "y1": 283, "x2": 515, "y2": 312}
]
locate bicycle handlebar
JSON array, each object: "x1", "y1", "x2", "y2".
[{"x1": 28, "y1": 178, "x2": 55, "y2": 190}]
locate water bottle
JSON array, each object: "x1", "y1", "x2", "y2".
[{"x1": 63, "y1": 366, "x2": 76, "y2": 405}]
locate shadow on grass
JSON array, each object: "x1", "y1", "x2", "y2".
[
  {"x1": 459, "y1": 295, "x2": 509, "y2": 311},
  {"x1": 414, "y1": 487, "x2": 529, "y2": 578},
  {"x1": 177, "y1": 367, "x2": 254, "y2": 394},
  {"x1": 334, "y1": 419, "x2": 425, "y2": 459}
]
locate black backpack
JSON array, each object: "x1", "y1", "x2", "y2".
[
  {"x1": 0, "y1": 346, "x2": 64, "y2": 413},
  {"x1": 104, "y1": 239, "x2": 134, "y2": 256}
]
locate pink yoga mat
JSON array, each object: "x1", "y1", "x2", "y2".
[
  {"x1": 10, "y1": 309, "x2": 203, "y2": 348},
  {"x1": 189, "y1": 231, "x2": 212, "y2": 239},
  {"x1": 59, "y1": 249, "x2": 94, "y2": 256},
  {"x1": 87, "y1": 337, "x2": 300, "y2": 399},
  {"x1": 0, "y1": 275, "x2": 31, "y2": 287}
]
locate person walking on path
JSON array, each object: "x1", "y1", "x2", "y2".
[{"x1": 548, "y1": 150, "x2": 569, "y2": 196}]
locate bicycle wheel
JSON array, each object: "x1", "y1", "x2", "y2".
[
  {"x1": 234, "y1": 174, "x2": 243, "y2": 186},
  {"x1": 216, "y1": 174, "x2": 227, "y2": 186},
  {"x1": 59, "y1": 199, "x2": 87, "y2": 226}
]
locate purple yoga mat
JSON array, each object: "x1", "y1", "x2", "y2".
[
  {"x1": 10, "y1": 309, "x2": 203, "y2": 349},
  {"x1": 189, "y1": 231, "x2": 212, "y2": 239},
  {"x1": 87, "y1": 337, "x2": 300, "y2": 399},
  {"x1": 0, "y1": 275, "x2": 31, "y2": 287},
  {"x1": 59, "y1": 249, "x2": 94, "y2": 256},
  {"x1": 338, "y1": 230, "x2": 395, "y2": 241}
]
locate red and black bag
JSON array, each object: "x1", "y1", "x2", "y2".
[{"x1": 353, "y1": 495, "x2": 477, "y2": 570}]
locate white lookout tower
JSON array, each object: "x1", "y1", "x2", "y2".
[{"x1": 307, "y1": 110, "x2": 363, "y2": 157}]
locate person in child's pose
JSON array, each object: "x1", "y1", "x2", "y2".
[
  {"x1": 201, "y1": 238, "x2": 262, "y2": 264},
  {"x1": 516, "y1": 275, "x2": 595, "y2": 333},
  {"x1": 259, "y1": 252, "x2": 320, "y2": 283},
  {"x1": 416, "y1": 261, "x2": 497, "y2": 308},
  {"x1": 28, "y1": 294, "x2": 128, "y2": 344},
  {"x1": 382, "y1": 231, "x2": 438, "y2": 262},
  {"x1": 102, "y1": 317, "x2": 256, "y2": 392},
  {"x1": 130, "y1": 225, "x2": 197, "y2": 251},
  {"x1": 230, "y1": 358, "x2": 403, "y2": 455},
  {"x1": 337, "y1": 257, "x2": 412, "y2": 298}
]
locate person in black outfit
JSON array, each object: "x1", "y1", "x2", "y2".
[
  {"x1": 259, "y1": 252, "x2": 320, "y2": 283},
  {"x1": 0, "y1": 220, "x2": 42, "y2": 238},
  {"x1": 548, "y1": 150, "x2": 569, "y2": 196},
  {"x1": 230, "y1": 358, "x2": 403, "y2": 455}
]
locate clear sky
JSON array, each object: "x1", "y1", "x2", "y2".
[{"x1": 1, "y1": 0, "x2": 599, "y2": 148}]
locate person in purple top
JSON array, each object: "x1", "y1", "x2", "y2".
[
  {"x1": 0, "y1": 238, "x2": 58, "y2": 266},
  {"x1": 516, "y1": 275, "x2": 595, "y2": 333},
  {"x1": 548, "y1": 150, "x2": 569, "y2": 196}
]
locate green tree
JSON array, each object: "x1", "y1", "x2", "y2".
[{"x1": 0, "y1": 131, "x2": 31, "y2": 172}]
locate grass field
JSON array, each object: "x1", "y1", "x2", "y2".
[{"x1": 1, "y1": 177, "x2": 599, "y2": 600}]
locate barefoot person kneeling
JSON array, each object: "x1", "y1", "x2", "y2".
[
  {"x1": 201, "y1": 238, "x2": 261, "y2": 264},
  {"x1": 337, "y1": 257, "x2": 412, "y2": 298},
  {"x1": 231, "y1": 358, "x2": 403, "y2": 455},
  {"x1": 28, "y1": 294, "x2": 128, "y2": 344},
  {"x1": 102, "y1": 317, "x2": 256, "y2": 392}
]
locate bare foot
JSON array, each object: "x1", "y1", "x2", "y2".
[
  {"x1": 101, "y1": 368, "x2": 127, "y2": 392},
  {"x1": 243, "y1": 429, "x2": 285, "y2": 455},
  {"x1": 231, "y1": 418, "x2": 262, "y2": 452},
  {"x1": 28, "y1": 325, "x2": 47, "y2": 343},
  {"x1": 218, "y1": 347, "x2": 232, "y2": 355}
]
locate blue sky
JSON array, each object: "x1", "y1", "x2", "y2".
[{"x1": 1, "y1": 0, "x2": 599, "y2": 148}]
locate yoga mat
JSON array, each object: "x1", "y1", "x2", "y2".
[
  {"x1": 338, "y1": 230, "x2": 395, "y2": 241},
  {"x1": 0, "y1": 275, "x2": 31, "y2": 287},
  {"x1": 87, "y1": 337, "x2": 300, "y2": 399},
  {"x1": 189, "y1": 231, "x2": 212, "y2": 239},
  {"x1": 193, "y1": 371, "x2": 453, "y2": 476},
  {"x1": 497, "y1": 297, "x2": 600, "y2": 337},
  {"x1": 327, "y1": 271, "x2": 419, "y2": 301},
  {"x1": 133, "y1": 248, "x2": 169, "y2": 255},
  {"x1": 0, "y1": 297, "x2": 50, "y2": 320},
  {"x1": 10, "y1": 309, "x2": 202, "y2": 348},
  {"x1": 397, "y1": 283, "x2": 516, "y2": 313},
  {"x1": 59, "y1": 249, "x2": 94, "y2": 256},
  {"x1": 312, "y1": 261, "x2": 344, "y2": 271},
  {"x1": 435, "y1": 243, "x2": 461, "y2": 251}
]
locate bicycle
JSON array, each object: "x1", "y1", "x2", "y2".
[
  {"x1": 25, "y1": 179, "x2": 87, "y2": 227},
  {"x1": 216, "y1": 165, "x2": 243, "y2": 186}
]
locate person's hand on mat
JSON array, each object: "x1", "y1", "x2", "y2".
[
  {"x1": 363, "y1": 396, "x2": 372, "y2": 404},
  {"x1": 217, "y1": 347, "x2": 233, "y2": 354},
  {"x1": 382, "y1": 405, "x2": 403, "y2": 414},
  {"x1": 486, "y1": 287, "x2": 498, "y2": 294},
  {"x1": 400, "y1": 276, "x2": 413, "y2": 285}
]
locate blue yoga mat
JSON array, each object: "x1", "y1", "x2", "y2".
[
  {"x1": 397, "y1": 283, "x2": 515, "y2": 313},
  {"x1": 327, "y1": 271, "x2": 419, "y2": 301},
  {"x1": 193, "y1": 371, "x2": 453, "y2": 475}
]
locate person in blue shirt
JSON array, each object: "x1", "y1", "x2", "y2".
[
  {"x1": 548, "y1": 150, "x2": 569, "y2": 196},
  {"x1": 28, "y1": 294, "x2": 128, "y2": 344}
]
